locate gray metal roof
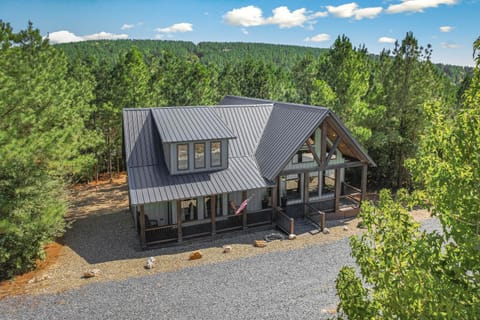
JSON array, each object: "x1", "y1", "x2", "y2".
[
  {"x1": 151, "y1": 107, "x2": 236, "y2": 143},
  {"x1": 127, "y1": 156, "x2": 273, "y2": 205},
  {"x1": 123, "y1": 109, "x2": 160, "y2": 167},
  {"x1": 212, "y1": 104, "x2": 273, "y2": 157},
  {"x1": 123, "y1": 96, "x2": 375, "y2": 205},
  {"x1": 255, "y1": 103, "x2": 329, "y2": 181}
]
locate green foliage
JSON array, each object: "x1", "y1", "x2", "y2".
[
  {"x1": 336, "y1": 37, "x2": 480, "y2": 319},
  {"x1": 336, "y1": 190, "x2": 479, "y2": 319},
  {"x1": 0, "y1": 21, "x2": 97, "y2": 279}
]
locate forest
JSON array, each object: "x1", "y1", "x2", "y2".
[{"x1": 0, "y1": 21, "x2": 479, "y2": 317}]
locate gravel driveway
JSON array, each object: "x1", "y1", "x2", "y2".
[{"x1": 1, "y1": 218, "x2": 440, "y2": 320}]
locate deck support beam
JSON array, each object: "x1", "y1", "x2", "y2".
[
  {"x1": 140, "y1": 204, "x2": 146, "y2": 248},
  {"x1": 177, "y1": 200, "x2": 182, "y2": 242}
]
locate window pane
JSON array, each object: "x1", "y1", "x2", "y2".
[
  {"x1": 194, "y1": 143, "x2": 205, "y2": 168},
  {"x1": 286, "y1": 174, "x2": 301, "y2": 201},
  {"x1": 211, "y1": 141, "x2": 221, "y2": 167},
  {"x1": 177, "y1": 144, "x2": 188, "y2": 170},
  {"x1": 181, "y1": 199, "x2": 197, "y2": 222}
]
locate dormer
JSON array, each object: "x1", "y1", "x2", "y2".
[{"x1": 151, "y1": 107, "x2": 236, "y2": 175}]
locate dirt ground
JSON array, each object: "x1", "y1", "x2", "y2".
[{"x1": 0, "y1": 174, "x2": 432, "y2": 299}]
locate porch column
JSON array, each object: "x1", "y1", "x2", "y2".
[
  {"x1": 139, "y1": 204, "x2": 146, "y2": 249},
  {"x1": 335, "y1": 168, "x2": 342, "y2": 213},
  {"x1": 361, "y1": 164, "x2": 368, "y2": 202},
  {"x1": 303, "y1": 172, "x2": 309, "y2": 217},
  {"x1": 271, "y1": 177, "x2": 279, "y2": 209},
  {"x1": 177, "y1": 200, "x2": 183, "y2": 242},
  {"x1": 211, "y1": 195, "x2": 216, "y2": 236},
  {"x1": 242, "y1": 191, "x2": 248, "y2": 230}
]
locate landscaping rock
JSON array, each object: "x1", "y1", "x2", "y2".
[
  {"x1": 343, "y1": 226, "x2": 349, "y2": 231},
  {"x1": 323, "y1": 228, "x2": 330, "y2": 234},
  {"x1": 254, "y1": 240, "x2": 267, "y2": 248},
  {"x1": 83, "y1": 269, "x2": 100, "y2": 278},
  {"x1": 222, "y1": 245, "x2": 232, "y2": 253},
  {"x1": 145, "y1": 257, "x2": 156, "y2": 269},
  {"x1": 189, "y1": 251, "x2": 202, "y2": 260},
  {"x1": 288, "y1": 234, "x2": 296, "y2": 240}
]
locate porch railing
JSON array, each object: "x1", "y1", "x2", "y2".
[{"x1": 275, "y1": 207, "x2": 294, "y2": 235}]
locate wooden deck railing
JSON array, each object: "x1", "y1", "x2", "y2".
[{"x1": 275, "y1": 207, "x2": 294, "y2": 235}]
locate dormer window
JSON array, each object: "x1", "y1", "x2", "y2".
[
  {"x1": 177, "y1": 144, "x2": 189, "y2": 170},
  {"x1": 211, "y1": 141, "x2": 221, "y2": 167},
  {"x1": 194, "y1": 143, "x2": 206, "y2": 169}
]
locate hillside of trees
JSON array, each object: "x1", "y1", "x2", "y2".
[{"x1": 1, "y1": 20, "x2": 479, "y2": 308}]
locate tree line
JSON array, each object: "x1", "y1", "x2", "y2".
[{"x1": 0, "y1": 20, "x2": 475, "y2": 284}]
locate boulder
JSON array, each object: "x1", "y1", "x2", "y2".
[
  {"x1": 254, "y1": 240, "x2": 267, "y2": 248},
  {"x1": 83, "y1": 269, "x2": 100, "y2": 278},
  {"x1": 189, "y1": 251, "x2": 203, "y2": 260},
  {"x1": 288, "y1": 234, "x2": 296, "y2": 240},
  {"x1": 145, "y1": 257, "x2": 156, "y2": 269},
  {"x1": 223, "y1": 245, "x2": 232, "y2": 253},
  {"x1": 343, "y1": 225, "x2": 349, "y2": 231},
  {"x1": 323, "y1": 227, "x2": 330, "y2": 234}
]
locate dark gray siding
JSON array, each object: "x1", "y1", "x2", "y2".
[{"x1": 151, "y1": 107, "x2": 236, "y2": 143}]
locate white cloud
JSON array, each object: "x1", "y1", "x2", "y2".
[
  {"x1": 265, "y1": 6, "x2": 308, "y2": 28},
  {"x1": 440, "y1": 25, "x2": 454, "y2": 32},
  {"x1": 441, "y1": 41, "x2": 461, "y2": 48},
  {"x1": 47, "y1": 30, "x2": 83, "y2": 44},
  {"x1": 305, "y1": 33, "x2": 331, "y2": 42},
  {"x1": 156, "y1": 23, "x2": 193, "y2": 33},
  {"x1": 47, "y1": 30, "x2": 128, "y2": 44},
  {"x1": 312, "y1": 11, "x2": 328, "y2": 18},
  {"x1": 326, "y1": 3, "x2": 358, "y2": 18},
  {"x1": 378, "y1": 36, "x2": 396, "y2": 43},
  {"x1": 354, "y1": 7, "x2": 383, "y2": 20},
  {"x1": 223, "y1": 5, "x2": 327, "y2": 29},
  {"x1": 83, "y1": 31, "x2": 128, "y2": 41},
  {"x1": 386, "y1": 0, "x2": 458, "y2": 14},
  {"x1": 223, "y1": 5, "x2": 265, "y2": 27},
  {"x1": 241, "y1": 28, "x2": 249, "y2": 35},
  {"x1": 121, "y1": 24, "x2": 134, "y2": 30},
  {"x1": 326, "y1": 3, "x2": 383, "y2": 20}
]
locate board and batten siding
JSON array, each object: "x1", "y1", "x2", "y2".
[{"x1": 167, "y1": 139, "x2": 229, "y2": 175}]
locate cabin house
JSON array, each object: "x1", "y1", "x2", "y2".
[{"x1": 123, "y1": 96, "x2": 375, "y2": 247}]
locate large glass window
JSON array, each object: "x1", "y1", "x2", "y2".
[
  {"x1": 177, "y1": 144, "x2": 189, "y2": 171},
  {"x1": 180, "y1": 198, "x2": 197, "y2": 222},
  {"x1": 194, "y1": 143, "x2": 205, "y2": 169},
  {"x1": 286, "y1": 174, "x2": 302, "y2": 201},
  {"x1": 211, "y1": 141, "x2": 221, "y2": 167},
  {"x1": 308, "y1": 173, "x2": 320, "y2": 198}
]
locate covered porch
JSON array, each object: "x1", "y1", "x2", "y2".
[{"x1": 135, "y1": 190, "x2": 275, "y2": 247}]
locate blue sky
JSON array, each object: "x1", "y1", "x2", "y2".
[{"x1": 1, "y1": 0, "x2": 478, "y2": 66}]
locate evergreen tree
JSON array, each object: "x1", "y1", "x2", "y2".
[{"x1": 0, "y1": 21, "x2": 97, "y2": 278}]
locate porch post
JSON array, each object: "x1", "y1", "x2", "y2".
[
  {"x1": 139, "y1": 204, "x2": 146, "y2": 248},
  {"x1": 335, "y1": 168, "x2": 341, "y2": 213},
  {"x1": 361, "y1": 164, "x2": 368, "y2": 202},
  {"x1": 303, "y1": 172, "x2": 309, "y2": 217},
  {"x1": 242, "y1": 191, "x2": 247, "y2": 230},
  {"x1": 272, "y1": 177, "x2": 278, "y2": 209},
  {"x1": 177, "y1": 200, "x2": 182, "y2": 242},
  {"x1": 211, "y1": 195, "x2": 216, "y2": 236}
]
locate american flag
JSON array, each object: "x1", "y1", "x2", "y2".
[{"x1": 235, "y1": 195, "x2": 253, "y2": 215}]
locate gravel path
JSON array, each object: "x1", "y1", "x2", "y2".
[{"x1": 1, "y1": 218, "x2": 441, "y2": 320}]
